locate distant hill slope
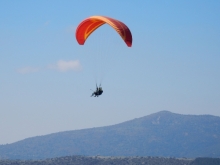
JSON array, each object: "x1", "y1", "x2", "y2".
[{"x1": 0, "y1": 111, "x2": 220, "y2": 160}]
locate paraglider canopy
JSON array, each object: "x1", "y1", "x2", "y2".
[{"x1": 75, "y1": 16, "x2": 132, "y2": 47}]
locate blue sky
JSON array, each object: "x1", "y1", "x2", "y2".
[{"x1": 1, "y1": 0, "x2": 220, "y2": 144}]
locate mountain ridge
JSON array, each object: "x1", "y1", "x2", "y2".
[{"x1": 1, "y1": 111, "x2": 220, "y2": 159}]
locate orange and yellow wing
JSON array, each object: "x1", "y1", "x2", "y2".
[{"x1": 75, "y1": 16, "x2": 132, "y2": 47}]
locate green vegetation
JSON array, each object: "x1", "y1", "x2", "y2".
[{"x1": 0, "y1": 156, "x2": 193, "y2": 165}]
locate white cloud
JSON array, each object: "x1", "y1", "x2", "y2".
[
  {"x1": 48, "y1": 60, "x2": 82, "y2": 72},
  {"x1": 17, "y1": 60, "x2": 81, "y2": 74},
  {"x1": 17, "y1": 67, "x2": 40, "y2": 74}
]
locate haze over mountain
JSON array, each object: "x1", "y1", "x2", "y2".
[{"x1": 0, "y1": 111, "x2": 220, "y2": 160}]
